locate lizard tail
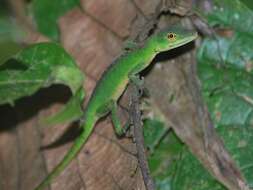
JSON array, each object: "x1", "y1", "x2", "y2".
[{"x1": 34, "y1": 116, "x2": 96, "y2": 190}]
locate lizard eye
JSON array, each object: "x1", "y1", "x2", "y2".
[{"x1": 167, "y1": 33, "x2": 176, "y2": 40}]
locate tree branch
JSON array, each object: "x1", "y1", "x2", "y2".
[{"x1": 129, "y1": 84, "x2": 155, "y2": 190}]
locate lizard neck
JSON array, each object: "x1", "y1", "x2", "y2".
[{"x1": 132, "y1": 41, "x2": 158, "y2": 70}]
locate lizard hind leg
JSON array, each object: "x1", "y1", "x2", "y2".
[
  {"x1": 111, "y1": 101, "x2": 132, "y2": 137},
  {"x1": 96, "y1": 100, "x2": 129, "y2": 137},
  {"x1": 34, "y1": 116, "x2": 96, "y2": 190}
]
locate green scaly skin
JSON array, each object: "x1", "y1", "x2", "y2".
[{"x1": 35, "y1": 26, "x2": 198, "y2": 190}]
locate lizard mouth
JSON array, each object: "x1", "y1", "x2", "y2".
[{"x1": 171, "y1": 32, "x2": 198, "y2": 49}]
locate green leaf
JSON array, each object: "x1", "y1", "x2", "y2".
[
  {"x1": 171, "y1": 147, "x2": 225, "y2": 190},
  {"x1": 171, "y1": 126, "x2": 253, "y2": 190},
  {"x1": 240, "y1": 0, "x2": 253, "y2": 10},
  {"x1": 197, "y1": 36, "x2": 253, "y2": 128},
  {"x1": 0, "y1": 42, "x2": 85, "y2": 124},
  {"x1": 144, "y1": 119, "x2": 184, "y2": 190},
  {"x1": 193, "y1": 0, "x2": 253, "y2": 188},
  {"x1": 198, "y1": 62, "x2": 253, "y2": 127},
  {"x1": 32, "y1": 0, "x2": 80, "y2": 40},
  {"x1": 206, "y1": 0, "x2": 253, "y2": 35}
]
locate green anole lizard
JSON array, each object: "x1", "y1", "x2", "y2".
[{"x1": 35, "y1": 26, "x2": 197, "y2": 190}]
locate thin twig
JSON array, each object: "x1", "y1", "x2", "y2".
[{"x1": 129, "y1": 84, "x2": 155, "y2": 190}]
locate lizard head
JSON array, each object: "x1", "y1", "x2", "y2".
[{"x1": 149, "y1": 26, "x2": 198, "y2": 52}]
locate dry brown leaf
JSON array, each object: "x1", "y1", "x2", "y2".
[{"x1": 80, "y1": 0, "x2": 137, "y2": 38}]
